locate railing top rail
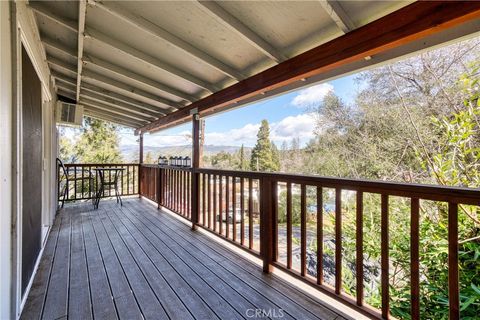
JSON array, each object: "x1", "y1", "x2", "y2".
[
  {"x1": 152, "y1": 164, "x2": 193, "y2": 171},
  {"x1": 64, "y1": 163, "x2": 139, "y2": 167},
  {"x1": 193, "y1": 167, "x2": 480, "y2": 205}
]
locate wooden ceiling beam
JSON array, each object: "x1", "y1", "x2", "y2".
[
  {"x1": 83, "y1": 55, "x2": 195, "y2": 103},
  {"x1": 138, "y1": 1, "x2": 480, "y2": 134},
  {"x1": 197, "y1": 0, "x2": 286, "y2": 63},
  {"x1": 76, "y1": 1, "x2": 87, "y2": 101},
  {"x1": 84, "y1": 109, "x2": 143, "y2": 128},
  {"x1": 80, "y1": 99, "x2": 151, "y2": 123},
  {"x1": 318, "y1": 1, "x2": 356, "y2": 34},
  {"x1": 81, "y1": 69, "x2": 180, "y2": 111},
  {"x1": 42, "y1": 37, "x2": 77, "y2": 59},
  {"x1": 84, "y1": 27, "x2": 218, "y2": 93},
  {"x1": 79, "y1": 91, "x2": 165, "y2": 118},
  {"x1": 90, "y1": 0, "x2": 245, "y2": 81},
  {"x1": 47, "y1": 56, "x2": 77, "y2": 76},
  {"x1": 80, "y1": 83, "x2": 170, "y2": 115},
  {"x1": 28, "y1": 2, "x2": 78, "y2": 33}
]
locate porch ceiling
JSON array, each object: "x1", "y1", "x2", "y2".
[{"x1": 31, "y1": 1, "x2": 480, "y2": 130}]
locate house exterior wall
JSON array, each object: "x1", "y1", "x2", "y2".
[
  {"x1": 0, "y1": 1, "x2": 13, "y2": 319},
  {"x1": 0, "y1": 2, "x2": 58, "y2": 319}
]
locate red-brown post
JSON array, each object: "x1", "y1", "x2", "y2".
[
  {"x1": 138, "y1": 133, "x2": 143, "y2": 197},
  {"x1": 260, "y1": 177, "x2": 274, "y2": 273},
  {"x1": 157, "y1": 167, "x2": 162, "y2": 209},
  {"x1": 191, "y1": 113, "x2": 200, "y2": 230}
]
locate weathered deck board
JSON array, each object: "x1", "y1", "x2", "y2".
[
  {"x1": 126, "y1": 201, "x2": 338, "y2": 320},
  {"x1": 82, "y1": 214, "x2": 117, "y2": 320},
  {"x1": 42, "y1": 212, "x2": 71, "y2": 320},
  {"x1": 21, "y1": 199, "x2": 349, "y2": 320},
  {"x1": 68, "y1": 212, "x2": 92, "y2": 320},
  {"x1": 20, "y1": 212, "x2": 61, "y2": 320}
]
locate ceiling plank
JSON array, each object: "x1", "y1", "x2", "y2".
[
  {"x1": 53, "y1": 71, "x2": 168, "y2": 115},
  {"x1": 76, "y1": 1, "x2": 87, "y2": 101},
  {"x1": 91, "y1": 0, "x2": 245, "y2": 80},
  {"x1": 57, "y1": 82, "x2": 77, "y2": 94},
  {"x1": 83, "y1": 55, "x2": 195, "y2": 103},
  {"x1": 82, "y1": 69, "x2": 180, "y2": 111},
  {"x1": 84, "y1": 27, "x2": 218, "y2": 93},
  {"x1": 47, "y1": 56, "x2": 77, "y2": 76},
  {"x1": 57, "y1": 88, "x2": 77, "y2": 100},
  {"x1": 80, "y1": 99, "x2": 151, "y2": 123},
  {"x1": 197, "y1": 1, "x2": 286, "y2": 63},
  {"x1": 80, "y1": 82, "x2": 170, "y2": 114},
  {"x1": 42, "y1": 37, "x2": 77, "y2": 58},
  {"x1": 28, "y1": 2, "x2": 78, "y2": 33},
  {"x1": 79, "y1": 91, "x2": 165, "y2": 118},
  {"x1": 318, "y1": 0, "x2": 356, "y2": 33},
  {"x1": 138, "y1": 1, "x2": 480, "y2": 133},
  {"x1": 52, "y1": 72, "x2": 77, "y2": 86},
  {"x1": 84, "y1": 109, "x2": 143, "y2": 128}
]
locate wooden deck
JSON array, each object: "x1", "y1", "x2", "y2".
[{"x1": 21, "y1": 198, "x2": 349, "y2": 320}]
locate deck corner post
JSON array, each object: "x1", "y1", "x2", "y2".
[
  {"x1": 260, "y1": 176, "x2": 274, "y2": 273},
  {"x1": 138, "y1": 133, "x2": 144, "y2": 198},
  {"x1": 191, "y1": 113, "x2": 201, "y2": 230}
]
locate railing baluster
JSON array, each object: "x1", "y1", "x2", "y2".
[
  {"x1": 240, "y1": 177, "x2": 245, "y2": 246},
  {"x1": 411, "y1": 198, "x2": 420, "y2": 320},
  {"x1": 208, "y1": 174, "x2": 212, "y2": 229},
  {"x1": 66, "y1": 166, "x2": 70, "y2": 200},
  {"x1": 335, "y1": 188, "x2": 342, "y2": 294},
  {"x1": 80, "y1": 165, "x2": 84, "y2": 199},
  {"x1": 356, "y1": 191, "x2": 364, "y2": 305},
  {"x1": 182, "y1": 170, "x2": 186, "y2": 216},
  {"x1": 213, "y1": 175, "x2": 217, "y2": 232},
  {"x1": 202, "y1": 173, "x2": 206, "y2": 225},
  {"x1": 219, "y1": 175, "x2": 223, "y2": 235},
  {"x1": 301, "y1": 184, "x2": 307, "y2": 276},
  {"x1": 272, "y1": 181, "x2": 278, "y2": 261},
  {"x1": 74, "y1": 165, "x2": 77, "y2": 200},
  {"x1": 248, "y1": 178, "x2": 253, "y2": 250},
  {"x1": 177, "y1": 169, "x2": 180, "y2": 214},
  {"x1": 287, "y1": 182, "x2": 292, "y2": 269},
  {"x1": 168, "y1": 169, "x2": 172, "y2": 209},
  {"x1": 317, "y1": 186, "x2": 323, "y2": 284},
  {"x1": 233, "y1": 177, "x2": 237, "y2": 241},
  {"x1": 448, "y1": 202, "x2": 459, "y2": 320},
  {"x1": 381, "y1": 194, "x2": 389, "y2": 319},
  {"x1": 226, "y1": 176, "x2": 230, "y2": 239}
]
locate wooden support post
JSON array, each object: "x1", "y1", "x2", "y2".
[
  {"x1": 260, "y1": 177, "x2": 273, "y2": 273},
  {"x1": 138, "y1": 133, "x2": 143, "y2": 197},
  {"x1": 191, "y1": 113, "x2": 200, "y2": 230},
  {"x1": 157, "y1": 167, "x2": 162, "y2": 209}
]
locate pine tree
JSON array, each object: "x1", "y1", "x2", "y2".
[
  {"x1": 250, "y1": 120, "x2": 280, "y2": 172},
  {"x1": 238, "y1": 144, "x2": 249, "y2": 170}
]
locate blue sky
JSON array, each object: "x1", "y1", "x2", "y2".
[{"x1": 137, "y1": 74, "x2": 358, "y2": 148}]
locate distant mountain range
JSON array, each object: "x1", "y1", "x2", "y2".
[{"x1": 120, "y1": 144, "x2": 250, "y2": 162}]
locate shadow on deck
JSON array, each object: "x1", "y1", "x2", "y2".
[{"x1": 21, "y1": 198, "x2": 350, "y2": 320}]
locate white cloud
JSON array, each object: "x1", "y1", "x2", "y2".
[
  {"x1": 205, "y1": 123, "x2": 260, "y2": 147},
  {"x1": 271, "y1": 113, "x2": 316, "y2": 145},
  {"x1": 141, "y1": 130, "x2": 192, "y2": 147},
  {"x1": 292, "y1": 83, "x2": 334, "y2": 107},
  {"x1": 203, "y1": 113, "x2": 317, "y2": 147},
  {"x1": 120, "y1": 113, "x2": 318, "y2": 149}
]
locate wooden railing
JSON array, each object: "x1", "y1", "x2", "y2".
[
  {"x1": 140, "y1": 164, "x2": 480, "y2": 319},
  {"x1": 58, "y1": 163, "x2": 139, "y2": 202}
]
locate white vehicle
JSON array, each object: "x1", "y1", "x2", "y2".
[{"x1": 217, "y1": 208, "x2": 243, "y2": 223}]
